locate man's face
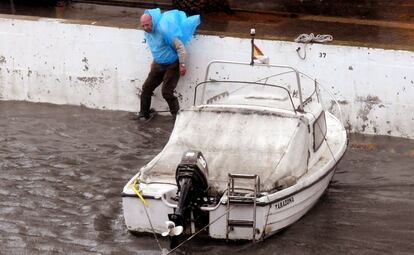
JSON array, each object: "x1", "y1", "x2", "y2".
[{"x1": 140, "y1": 15, "x2": 153, "y2": 33}]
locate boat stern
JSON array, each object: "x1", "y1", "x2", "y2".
[{"x1": 122, "y1": 179, "x2": 178, "y2": 234}]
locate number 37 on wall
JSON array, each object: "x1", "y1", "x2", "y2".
[{"x1": 319, "y1": 52, "x2": 327, "y2": 58}]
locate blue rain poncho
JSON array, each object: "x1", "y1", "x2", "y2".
[{"x1": 144, "y1": 8, "x2": 200, "y2": 65}]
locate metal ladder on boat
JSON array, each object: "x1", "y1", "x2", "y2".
[{"x1": 226, "y1": 173, "x2": 260, "y2": 242}]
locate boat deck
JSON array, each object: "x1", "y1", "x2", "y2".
[{"x1": 0, "y1": 1, "x2": 413, "y2": 51}]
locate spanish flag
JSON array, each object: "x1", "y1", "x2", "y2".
[
  {"x1": 252, "y1": 43, "x2": 269, "y2": 64},
  {"x1": 253, "y1": 43, "x2": 264, "y2": 59}
]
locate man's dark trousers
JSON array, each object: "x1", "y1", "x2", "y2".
[{"x1": 140, "y1": 61, "x2": 180, "y2": 117}]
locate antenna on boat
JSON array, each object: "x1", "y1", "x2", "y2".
[{"x1": 250, "y1": 28, "x2": 256, "y2": 65}]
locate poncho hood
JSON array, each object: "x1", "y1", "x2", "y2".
[
  {"x1": 144, "y1": 8, "x2": 200, "y2": 46},
  {"x1": 144, "y1": 8, "x2": 162, "y2": 32}
]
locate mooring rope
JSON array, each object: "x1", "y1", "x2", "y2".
[
  {"x1": 294, "y1": 33, "x2": 333, "y2": 60},
  {"x1": 143, "y1": 203, "x2": 165, "y2": 254},
  {"x1": 131, "y1": 178, "x2": 164, "y2": 253},
  {"x1": 166, "y1": 205, "x2": 235, "y2": 255},
  {"x1": 294, "y1": 33, "x2": 333, "y2": 44}
]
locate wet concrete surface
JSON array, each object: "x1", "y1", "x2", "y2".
[
  {"x1": 228, "y1": 0, "x2": 414, "y2": 22},
  {"x1": 1, "y1": 100, "x2": 413, "y2": 254},
  {"x1": 0, "y1": 2, "x2": 413, "y2": 51}
]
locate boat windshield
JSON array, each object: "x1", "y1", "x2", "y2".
[{"x1": 194, "y1": 81, "x2": 297, "y2": 113}]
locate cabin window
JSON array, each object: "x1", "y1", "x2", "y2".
[{"x1": 313, "y1": 111, "x2": 327, "y2": 151}]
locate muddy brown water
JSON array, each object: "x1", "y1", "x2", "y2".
[{"x1": 1, "y1": 100, "x2": 413, "y2": 254}]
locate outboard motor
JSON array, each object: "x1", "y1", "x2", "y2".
[{"x1": 168, "y1": 150, "x2": 209, "y2": 245}]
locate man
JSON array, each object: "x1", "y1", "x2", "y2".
[{"x1": 138, "y1": 12, "x2": 188, "y2": 121}]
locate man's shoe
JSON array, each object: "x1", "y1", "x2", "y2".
[
  {"x1": 138, "y1": 112, "x2": 148, "y2": 118},
  {"x1": 130, "y1": 112, "x2": 142, "y2": 120},
  {"x1": 131, "y1": 109, "x2": 156, "y2": 122},
  {"x1": 140, "y1": 109, "x2": 157, "y2": 122}
]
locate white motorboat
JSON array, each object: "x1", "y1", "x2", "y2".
[{"x1": 122, "y1": 60, "x2": 347, "y2": 243}]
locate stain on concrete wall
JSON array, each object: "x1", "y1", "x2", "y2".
[
  {"x1": 82, "y1": 57, "x2": 89, "y2": 71},
  {"x1": 356, "y1": 95, "x2": 381, "y2": 122},
  {"x1": 76, "y1": 76, "x2": 104, "y2": 88},
  {"x1": 0, "y1": 56, "x2": 6, "y2": 64}
]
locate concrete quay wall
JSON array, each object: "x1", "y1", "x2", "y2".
[{"x1": 0, "y1": 16, "x2": 413, "y2": 138}]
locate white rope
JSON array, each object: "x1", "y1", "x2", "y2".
[
  {"x1": 294, "y1": 33, "x2": 333, "y2": 60},
  {"x1": 294, "y1": 33, "x2": 333, "y2": 43}
]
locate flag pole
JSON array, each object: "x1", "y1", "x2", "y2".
[
  {"x1": 10, "y1": 0, "x2": 15, "y2": 14},
  {"x1": 250, "y1": 28, "x2": 255, "y2": 65}
]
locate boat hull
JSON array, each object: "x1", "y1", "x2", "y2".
[
  {"x1": 123, "y1": 196, "x2": 175, "y2": 234},
  {"x1": 122, "y1": 166, "x2": 337, "y2": 240},
  {"x1": 209, "y1": 168, "x2": 336, "y2": 240}
]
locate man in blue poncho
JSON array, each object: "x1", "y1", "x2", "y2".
[{"x1": 138, "y1": 8, "x2": 200, "y2": 120}]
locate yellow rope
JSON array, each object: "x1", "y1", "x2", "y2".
[
  {"x1": 131, "y1": 178, "x2": 149, "y2": 207},
  {"x1": 131, "y1": 178, "x2": 163, "y2": 251}
]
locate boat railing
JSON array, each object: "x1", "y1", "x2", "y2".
[
  {"x1": 203, "y1": 60, "x2": 304, "y2": 111},
  {"x1": 201, "y1": 60, "x2": 343, "y2": 123},
  {"x1": 297, "y1": 71, "x2": 344, "y2": 124}
]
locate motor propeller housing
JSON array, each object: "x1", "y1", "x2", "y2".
[
  {"x1": 168, "y1": 150, "x2": 209, "y2": 234},
  {"x1": 162, "y1": 221, "x2": 183, "y2": 237}
]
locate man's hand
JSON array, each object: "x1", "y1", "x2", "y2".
[{"x1": 179, "y1": 65, "x2": 187, "y2": 76}]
